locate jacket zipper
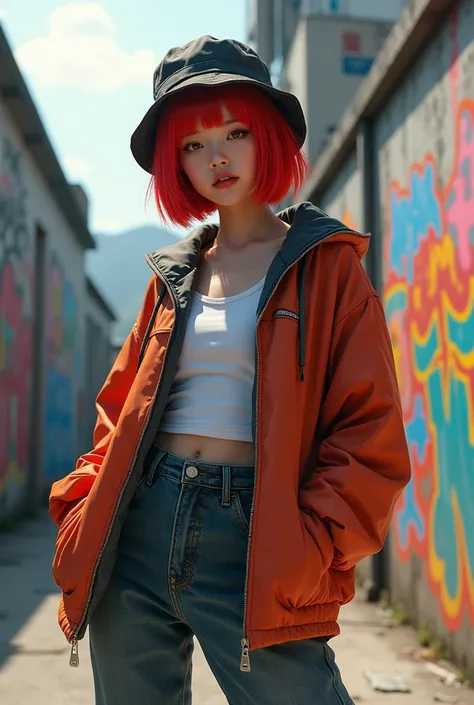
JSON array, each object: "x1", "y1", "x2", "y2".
[
  {"x1": 239, "y1": 228, "x2": 364, "y2": 672},
  {"x1": 68, "y1": 276, "x2": 179, "y2": 667}
]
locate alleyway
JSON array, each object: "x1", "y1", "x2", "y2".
[{"x1": 1, "y1": 513, "x2": 473, "y2": 704}]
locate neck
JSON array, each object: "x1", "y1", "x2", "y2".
[{"x1": 215, "y1": 200, "x2": 288, "y2": 248}]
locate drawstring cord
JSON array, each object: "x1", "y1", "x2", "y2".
[{"x1": 297, "y1": 256, "x2": 308, "y2": 382}]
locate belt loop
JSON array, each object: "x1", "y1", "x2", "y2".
[{"x1": 221, "y1": 466, "x2": 231, "y2": 507}]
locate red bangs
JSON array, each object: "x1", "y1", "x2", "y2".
[
  {"x1": 149, "y1": 84, "x2": 309, "y2": 228},
  {"x1": 164, "y1": 85, "x2": 256, "y2": 139}
]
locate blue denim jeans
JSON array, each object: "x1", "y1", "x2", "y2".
[{"x1": 89, "y1": 446, "x2": 354, "y2": 704}]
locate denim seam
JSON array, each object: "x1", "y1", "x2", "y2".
[
  {"x1": 232, "y1": 491, "x2": 250, "y2": 534},
  {"x1": 175, "y1": 488, "x2": 207, "y2": 592},
  {"x1": 157, "y1": 469, "x2": 183, "y2": 484},
  {"x1": 170, "y1": 584, "x2": 187, "y2": 623},
  {"x1": 167, "y1": 485, "x2": 189, "y2": 623},
  {"x1": 322, "y1": 642, "x2": 348, "y2": 705}
]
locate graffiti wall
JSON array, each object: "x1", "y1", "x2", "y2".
[
  {"x1": 0, "y1": 45, "x2": 113, "y2": 521},
  {"x1": 382, "y1": 5, "x2": 474, "y2": 635},
  {"x1": 43, "y1": 252, "x2": 82, "y2": 481},
  {"x1": 0, "y1": 137, "x2": 32, "y2": 512}
]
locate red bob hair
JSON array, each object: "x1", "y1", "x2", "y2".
[{"x1": 149, "y1": 84, "x2": 309, "y2": 228}]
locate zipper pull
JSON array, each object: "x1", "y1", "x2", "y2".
[
  {"x1": 240, "y1": 638, "x2": 251, "y2": 672},
  {"x1": 69, "y1": 637, "x2": 80, "y2": 668}
]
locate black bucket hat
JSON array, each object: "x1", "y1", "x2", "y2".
[{"x1": 130, "y1": 35, "x2": 307, "y2": 173}]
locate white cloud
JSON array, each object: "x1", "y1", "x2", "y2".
[
  {"x1": 14, "y1": 3, "x2": 156, "y2": 91},
  {"x1": 63, "y1": 154, "x2": 92, "y2": 179},
  {"x1": 93, "y1": 215, "x2": 124, "y2": 233}
]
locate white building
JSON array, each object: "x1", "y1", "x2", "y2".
[
  {"x1": 248, "y1": 0, "x2": 409, "y2": 66},
  {"x1": 248, "y1": 0, "x2": 399, "y2": 171},
  {"x1": 0, "y1": 23, "x2": 115, "y2": 519},
  {"x1": 282, "y1": 13, "x2": 393, "y2": 163}
]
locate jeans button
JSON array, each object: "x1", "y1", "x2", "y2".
[{"x1": 186, "y1": 465, "x2": 199, "y2": 478}]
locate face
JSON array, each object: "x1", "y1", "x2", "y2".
[{"x1": 178, "y1": 105, "x2": 257, "y2": 207}]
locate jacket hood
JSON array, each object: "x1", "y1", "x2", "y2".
[
  {"x1": 277, "y1": 201, "x2": 369, "y2": 261},
  {"x1": 146, "y1": 202, "x2": 370, "y2": 289}
]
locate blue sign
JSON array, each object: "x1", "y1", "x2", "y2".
[
  {"x1": 342, "y1": 56, "x2": 374, "y2": 76},
  {"x1": 329, "y1": 0, "x2": 339, "y2": 11}
]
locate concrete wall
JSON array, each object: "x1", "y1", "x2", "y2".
[
  {"x1": 319, "y1": 150, "x2": 362, "y2": 230},
  {"x1": 0, "y1": 98, "x2": 112, "y2": 520},
  {"x1": 306, "y1": 0, "x2": 474, "y2": 676}
]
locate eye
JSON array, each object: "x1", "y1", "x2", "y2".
[
  {"x1": 228, "y1": 129, "x2": 249, "y2": 140},
  {"x1": 182, "y1": 141, "x2": 202, "y2": 153}
]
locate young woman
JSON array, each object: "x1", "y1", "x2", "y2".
[{"x1": 50, "y1": 36, "x2": 411, "y2": 704}]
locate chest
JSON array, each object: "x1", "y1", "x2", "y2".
[
  {"x1": 180, "y1": 285, "x2": 262, "y2": 371},
  {"x1": 195, "y1": 238, "x2": 286, "y2": 299}
]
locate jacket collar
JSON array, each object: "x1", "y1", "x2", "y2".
[{"x1": 146, "y1": 201, "x2": 369, "y2": 296}]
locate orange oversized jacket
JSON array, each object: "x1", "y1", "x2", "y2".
[{"x1": 49, "y1": 202, "x2": 411, "y2": 666}]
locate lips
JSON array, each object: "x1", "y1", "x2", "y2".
[{"x1": 212, "y1": 172, "x2": 239, "y2": 187}]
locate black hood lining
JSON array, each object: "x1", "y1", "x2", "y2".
[{"x1": 146, "y1": 202, "x2": 367, "y2": 291}]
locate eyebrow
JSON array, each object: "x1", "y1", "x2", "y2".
[{"x1": 183, "y1": 118, "x2": 238, "y2": 138}]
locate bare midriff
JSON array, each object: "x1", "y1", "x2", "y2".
[{"x1": 154, "y1": 431, "x2": 255, "y2": 466}]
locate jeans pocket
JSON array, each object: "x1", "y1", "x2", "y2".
[
  {"x1": 232, "y1": 489, "x2": 253, "y2": 534},
  {"x1": 135, "y1": 448, "x2": 166, "y2": 498}
]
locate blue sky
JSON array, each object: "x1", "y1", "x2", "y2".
[{"x1": 0, "y1": 1, "x2": 247, "y2": 235}]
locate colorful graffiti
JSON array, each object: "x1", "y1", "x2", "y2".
[
  {"x1": 0, "y1": 138, "x2": 31, "y2": 500},
  {"x1": 385, "y1": 97, "x2": 474, "y2": 631},
  {"x1": 43, "y1": 253, "x2": 81, "y2": 480}
]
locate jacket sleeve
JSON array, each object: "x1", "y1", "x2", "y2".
[
  {"x1": 49, "y1": 277, "x2": 157, "y2": 527},
  {"x1": 298, "y1": 293, "x2": 411, "y2": 572}
]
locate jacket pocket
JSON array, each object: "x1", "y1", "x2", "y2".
[
  {"x1": 272, "y1": 308, "x2": 300, "y2": 323},
  {"x1": 52, "y1": 497, "x2": 88, "y2": 595}
]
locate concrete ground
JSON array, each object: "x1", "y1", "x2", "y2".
[{"x1": 1, "y1": 511, "x2": 473, "y2": 704}]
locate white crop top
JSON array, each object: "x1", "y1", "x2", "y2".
[{"x1": 160, "y1": 278, "x2": 265, "y2": 442}]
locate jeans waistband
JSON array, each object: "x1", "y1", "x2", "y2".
[{"x1": 148, "y1": 446, "x2": 255, "y2": 491}]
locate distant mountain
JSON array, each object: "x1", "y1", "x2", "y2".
[{"x1": 86, "y1": 225, "x2": 181, "y2": 343}]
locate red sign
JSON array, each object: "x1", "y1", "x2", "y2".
[{"x1": 343, "y1": 32, "x2": 361, "y2": 53}]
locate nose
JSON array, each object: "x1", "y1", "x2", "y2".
[{"x1": 210, "y1": 150, "x2": 230, "y2": 169}]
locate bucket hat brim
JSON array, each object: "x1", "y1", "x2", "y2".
[{"x1": 130, "y1": 71, "x2": 307, "y2": 174}]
